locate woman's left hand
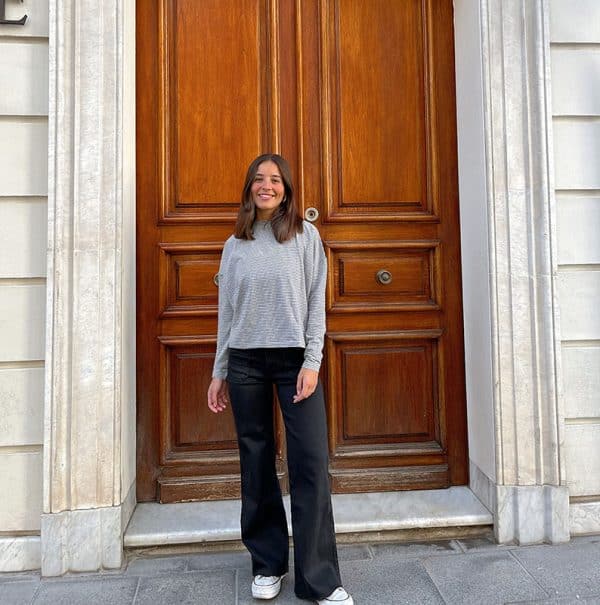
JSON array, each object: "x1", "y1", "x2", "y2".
[{"x1": 293, "y1": 368, "x2": 319, "y2": 403}]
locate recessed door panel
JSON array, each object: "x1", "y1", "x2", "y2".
[
  {"x1": 327, "y1": 241, "x2": 439, "y2": 311},
  {"x1": 339, "y1": 338, "x2": 437, "y2": 442},
  {"x1": 160, "y1": 0, "x2": 277, "y2": 221}
]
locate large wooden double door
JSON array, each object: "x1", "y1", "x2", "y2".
[{"x1": 137, "y1": 0, "x2": 468, "y2": 502}]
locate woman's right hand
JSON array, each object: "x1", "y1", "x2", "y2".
[{"x1": 207, "y1": 378, "x2": 229, "y2": 413}]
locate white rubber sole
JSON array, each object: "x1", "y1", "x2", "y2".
[
  {"x1": 316, "y1": 591, "x2": 354, "y2": 604},
  {"x1": 252, "y1": 575, "x2": 284, "y2": 600}
]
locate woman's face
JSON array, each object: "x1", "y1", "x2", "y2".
[{"x1": 251, "y1": 160, "x2": 285, "y2": 220}]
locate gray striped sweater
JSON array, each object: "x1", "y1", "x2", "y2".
[{"x1": 212, "y1": 220, "x2": 327, "y2": 379}]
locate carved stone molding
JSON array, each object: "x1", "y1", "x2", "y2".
[
  {"x1": 480, "y1": 0, "x2": 568, "y2": 542},
  {"x1": 43, "y1": 0, "x2": 134, "y2": 574}
]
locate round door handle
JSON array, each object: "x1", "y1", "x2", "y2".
[
  {"x1": 304, "y1": 207, "x2": 319, "y2": 222},
  {"x1": 376, "y1": 269, "x2": 392, "y2": 285},
  {"x1": 213, "y1": 273, "x2": 219, "y2": 287}
]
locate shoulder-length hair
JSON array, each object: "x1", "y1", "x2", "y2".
[{"x1": 234, "y1": 153, "x2": 304, "y2": 243}]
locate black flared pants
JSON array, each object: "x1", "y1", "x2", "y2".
[{"x1": 227, "y1": 347, "x2": 341, "y2": 600}]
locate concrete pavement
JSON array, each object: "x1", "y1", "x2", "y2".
[{"x1": 1, "y1": 531, "x2": 600, "y2": 604}]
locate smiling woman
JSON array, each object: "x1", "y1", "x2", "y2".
[
  {"x1": 206, "y1": 154, "x2": 353, "y2": 604},
  {"x1": 232, "y1": 153, "x2": 304, "y2": 243},
  {"x1": 251, "y1": 162, "x2": 285, "y2": 219}
]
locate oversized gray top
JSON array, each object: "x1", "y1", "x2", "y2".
[{"x1": 212, "y1": 220, "x2": 327, "y2": 379}]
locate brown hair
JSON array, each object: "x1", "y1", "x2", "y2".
[{"x1": 234, "y1": 153, "x2": 304, "y2": 243}]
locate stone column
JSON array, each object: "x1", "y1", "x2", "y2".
[
  {"x1": 42, "y1": 0, "x2": 136, "y2": 575},
  {"x1": 480, "y1": 0, "x2": 569, "y2": 543}
]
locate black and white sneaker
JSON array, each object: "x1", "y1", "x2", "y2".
[
  {"x1": 252, "y1": 574, "x2": 285, "y2": 600},
  {"x1": 316, "y1": 587, "x2": 354, "y2": 604}
]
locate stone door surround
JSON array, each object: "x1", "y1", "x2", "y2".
[{"x1": 39, "y1": 0, "x2": 568, "y2": 576}]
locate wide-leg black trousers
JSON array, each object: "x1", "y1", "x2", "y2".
[{"x1": 227, "y1": 347, "x2": 341, "y2": 600}]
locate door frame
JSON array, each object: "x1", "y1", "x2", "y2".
[
  {"x1": 124, "y1": 0, "x2": 562, "y2": 527},
  {"x1": 135, "y1": 0, "x2": 469, "y2": 502}
]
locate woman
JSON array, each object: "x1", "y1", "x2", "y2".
[{"x1": 207, "y1": 154, "x2": 353, "y2": 604}]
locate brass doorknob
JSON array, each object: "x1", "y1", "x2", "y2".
[
  {"x1": 304, "y1": 207, "x2": 319, "y2": 222},
  {"x1": 376, "y1": 270, "x2": 392, "y2": 285}
]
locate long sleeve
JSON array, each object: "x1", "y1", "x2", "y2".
[
  {"x1": 212, "y1": 240, "x2": 233, "y2": 379},
  {"x1": 302, "y1": 224, "x2": 328, "y2": 371},
  {"x1": 210, "y1": 223, "x2": 327, "y2": 372}
]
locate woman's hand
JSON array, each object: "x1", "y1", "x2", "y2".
[
  {"x1": 208, "y1": 378, "x2": 229, "y2": 413},
  {"x1": 293, "y1": 368, "x2": 319, "y2": 403}
]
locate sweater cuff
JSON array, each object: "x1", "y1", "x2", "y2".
[{"x1": 301, "y1": 359, "x2": 321, "y2": 372}]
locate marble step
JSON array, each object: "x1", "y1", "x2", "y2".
[{"x1": 124, "y1": 486, "x2": 493, "y2": 549}]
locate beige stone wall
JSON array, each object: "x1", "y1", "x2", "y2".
[
  {"x1": 550, "y1": 0, "x2": 600, "y2": 502},
  {"x1": 0, "y1": 0, "x2": 48, "y2": 536}
]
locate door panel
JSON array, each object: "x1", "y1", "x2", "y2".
[
  {"x1": 327, "y1": 241, "x2": 439, "y2": 311},
  {"x1": 157, "y1": 337, "x2": 242, "y2": 501},
  {"x1": 158, "y1": 244, "x2": 221, "y2": 317},
  {"x1": 161, "y1": 0, "x2": 277, "y2": 222},
  {"x1": 137, "y1": 0, "x2": 468, "y2": 502},
  {"x1": 326, "y1": 331, "x2": 445, "y2": 492},
  {"x1": 329, "y1": 0, "x2": 426, "y2": 210}
]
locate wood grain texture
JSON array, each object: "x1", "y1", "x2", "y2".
[
  {"x1": 341, "y1": 340, "x2": 436, "y2": 441},
  {"x1": 330, "y1": 464, "x2": 449, "y2": 493},
  {"x1": 315, "y1": 0, "x2": 435, "y2": 220},
  {"x1": 337, "y1": 0, "x2": 425, "y2": 205},
  {"x1": 160, "y1": 0, "x2": 275, "y2": 221},
  {"x1": 327, "y1": 241, "x2": 439, "y2": 312},
  {"x1": 137, "y1": 0, "x2": 468, "y2": 501},
  {"x1": 158, "y1": 244, "x2": 221, "y2": 317}
]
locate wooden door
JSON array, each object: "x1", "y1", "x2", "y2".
[{"x1": 136, "y1": 0, "x2": 468, "y2": 502}]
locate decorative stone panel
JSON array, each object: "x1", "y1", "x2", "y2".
[{"x1": 480, "y1": 0, "x2": 569, "y2": 543}]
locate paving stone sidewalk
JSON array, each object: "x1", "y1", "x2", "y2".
[{"x1": 2, "y1": 532, "x2": 600, "y2": 604}]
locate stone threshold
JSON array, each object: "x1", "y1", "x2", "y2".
[{"x1": 124, "y1": 486, "x2": 492, "y2": 549}]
